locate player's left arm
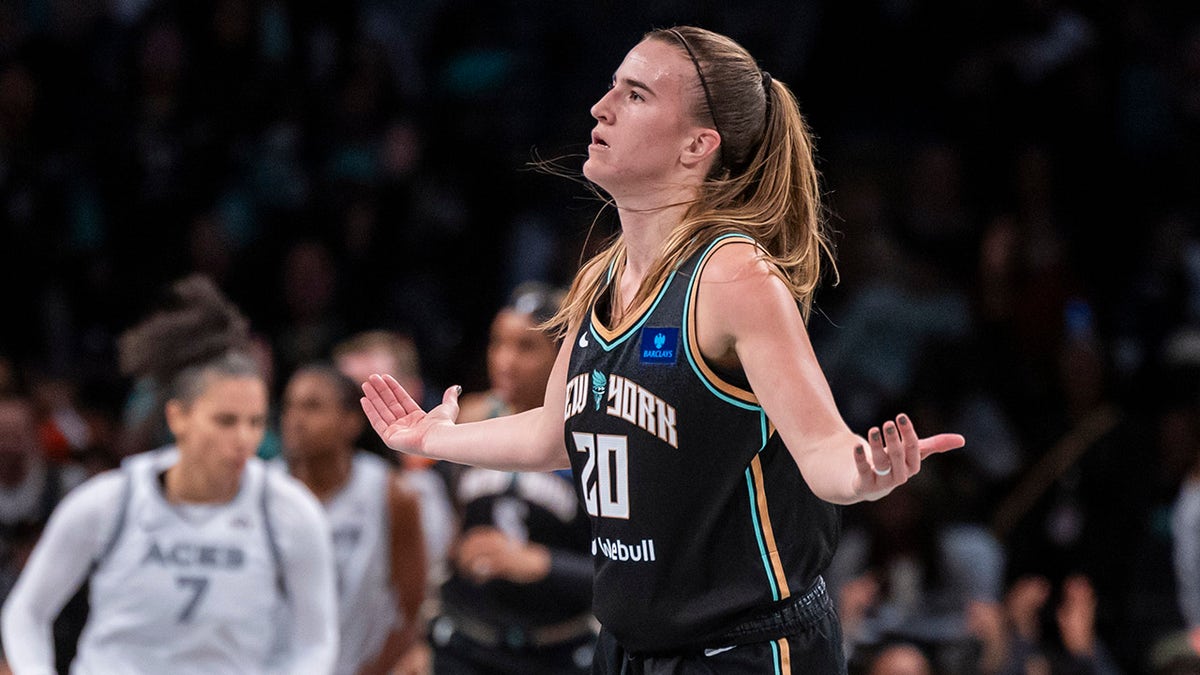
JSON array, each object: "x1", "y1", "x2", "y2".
[
  {"x1": 357, "y1": 475, "x2": 428, "y2": 675},
  {"x1": 696, "y1": 242, "x2": 963, "y2": 504}
]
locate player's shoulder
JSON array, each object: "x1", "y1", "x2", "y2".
[
  {"x1": 258, "y1": 459, "x2": 327, "y2": 525},
  {"x1": 697, "y1": 234, "x2": 775, "y2": 282},
  {"x1": 63, "y1": 468, "x2": 128, "y2": 507},
  {"x1": 695, "y1": 235, "x2": 791, "y2": 316},
  {"x1": 45, "y1": 468, "x2": 130, "y2": 544}
]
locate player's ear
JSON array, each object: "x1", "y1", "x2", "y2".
[
  {"x1": 164, "y1": 399, "x2": 189, "y2": 439},
  {"x1": 680, "y1": 128, "x2": 721, "y2": 171}
]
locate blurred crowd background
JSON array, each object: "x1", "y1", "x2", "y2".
[{"x1": 2, "y1": 0, "x2": 1200, "y2": 673}]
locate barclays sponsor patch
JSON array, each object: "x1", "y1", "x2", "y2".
[{"x1": 639, "y1": 327, "x2": 678, "y2": 364}]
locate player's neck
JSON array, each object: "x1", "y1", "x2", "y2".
[
  {"x1": 288, "y1": 449, "x2": 352, "y2": 502},
  {"x1": 617, "y1": 203, "x2": 685, "y2": 277},
  {"x1": 163, "y1": 463, "x2": 241, "y2": 504}
]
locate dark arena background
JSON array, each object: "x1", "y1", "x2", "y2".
[{"x1": 1, "y1": 1, "x2": 1199, "y2": 673}]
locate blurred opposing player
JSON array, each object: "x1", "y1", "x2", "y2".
[
  {"x1": 1, "y1": 275, "x2": 338, "y2": 674},
  {"x1": 280, "y1": 363, "x2": 429, "y2": 675}
]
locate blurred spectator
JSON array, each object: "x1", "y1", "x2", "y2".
[
  {"x1": 0, "y1": 395, "x2": 88, "y2": 598},
  {"x1": 994, "y1": 303, "x2": 1153, "y2": 668},
  {"x1": 0, "y1": 394, "x2": 90, "y2": 671},
  {"x1": 29, "y1": 374, "x2": 94, "y2": 467},
  {"x1": 812, "y1": 217, "x2": 973, "y2": 433},
  {"x1": 274, "y1": 237, "x2": 347, "y2": 382},
  {"x1": 830, "y1": 469, "x2": 1004, "y2": 673},
  {"x1": 1002, "y1": 574, "x2": 1123, "y2": 675},
  {"x1": 864, "y1": 642, "x2": 933, "y2": 675}
]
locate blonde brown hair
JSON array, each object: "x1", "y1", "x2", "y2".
[{"x1": 549, "y1": 26, "x2": 835, "y2": 335}]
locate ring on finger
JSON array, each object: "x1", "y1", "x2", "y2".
[{"x1": 873, "y1": 465, "x2": 892, "y2": 477}]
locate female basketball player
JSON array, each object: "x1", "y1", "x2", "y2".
[
  {"x1": 2, "y1": 275, "x2": 338, "y2": 674},
  {"x1": 361, "y1": 27, "x2": 965, "y2": 673},
  {"x1": 279, "y1": 364, "x2": 428, "y2": 675}
]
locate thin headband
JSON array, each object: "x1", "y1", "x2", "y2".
[
  {"x1": 762, "y1": 70, "x2": 773, "y2": 108},
  {"x1": 667, "y1": 29, "x2": 725, "y2": 164}
]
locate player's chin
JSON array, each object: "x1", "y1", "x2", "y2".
[
  {"x1": 226, "y1": 458, "x2": 250, "y2": 477},
  {"x1": 581, "y1": 158, "x2": 612, "y2": 186}
]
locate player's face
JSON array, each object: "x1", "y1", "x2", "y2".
[
  {"x1": 584, "y1": 38, "x2": 706, "y2": 194},
  {"x1": 170, "y1": 375, "x2": 268, "y2": 488},
  {"x1": 280, "y1": 372, "x2": 358, "y2": 458},
  {"x1": 487, "y1": 309, "x2": 557, "y2": 413}
]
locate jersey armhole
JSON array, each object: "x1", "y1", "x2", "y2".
[
  {"x1": 89, "y1": 470, "x2": 133, "y2": 574},
  {"x1": 260, "y1": 469, "x2": 289, "y2": 601},
  {"x1": 682, "y1": 234, "x2": 762, "y2": 409}
]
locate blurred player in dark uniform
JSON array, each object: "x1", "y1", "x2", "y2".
[{"x1": 431, "y1": 283, "x2": 594, "y2": 675}]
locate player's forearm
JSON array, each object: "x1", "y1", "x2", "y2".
[
  {"x1": 1, "y1": 487, "x2": 106, "y2": 675},
  {"x1": 1, "y1": 591, "x2": 58, "y2": 675},
  {"x1": 423, "y1": 408, "x2": 568, "y2": 472},
  {"x1": 793, "y1": 431, "x2": 871, "y2": 505},
  {"x1": 277, "y1": 595, "x2": 337, "y2": 675}
]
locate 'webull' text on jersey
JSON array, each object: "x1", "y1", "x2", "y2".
[{"x1": 564, "y1": 234, "x2": 839, "y2": 654}]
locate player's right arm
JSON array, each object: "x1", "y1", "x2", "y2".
[
  {"x1": 361, "y1": 331, "x2": 575, "y2": 472},
  {"x1": 268, "y1": 473, "x2": 339, "y2": 674},
  {"x1": 2, "y1": 472, "x2": 125, "y2": 675}
]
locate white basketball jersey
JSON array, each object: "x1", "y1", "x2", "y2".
[
  {"x1": 325, "y1": 452, "x2": 398, "y2": 675},
  {"x1": 73, "y1": 448, "x2": 287, "y2": 675}
]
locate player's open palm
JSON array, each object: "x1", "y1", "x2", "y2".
[{"x1": 361, "y1": 374, "x2": 461, "y2": 455}]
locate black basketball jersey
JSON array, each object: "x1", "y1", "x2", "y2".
[
  {"x1": 564, "y1": 233, "x2": 840, "y2": 653},
  {"x1": 439, "y1": 465, "x2": 593, "y2": 627}
]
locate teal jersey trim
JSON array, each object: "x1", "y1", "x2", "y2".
[
  {"x1": 745, "y1": 467, "x2": 782, "y2": 602},
  {"x1": 745, "y1": 413, "x2": 781, "y2": 602},
  {"x1": 591, "y1": 269, "x2": 679, "y2": 352},
  {"x1": 682, "y1": 233, "x2": 761, "y2": 411}
]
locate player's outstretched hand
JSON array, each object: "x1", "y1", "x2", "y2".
[
  {"x1": 360, "y1": 373, "x2": 461, "y2": 456},
  {"x1": 850, "y1": 413, "x2": 964, "y2": 501}
]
